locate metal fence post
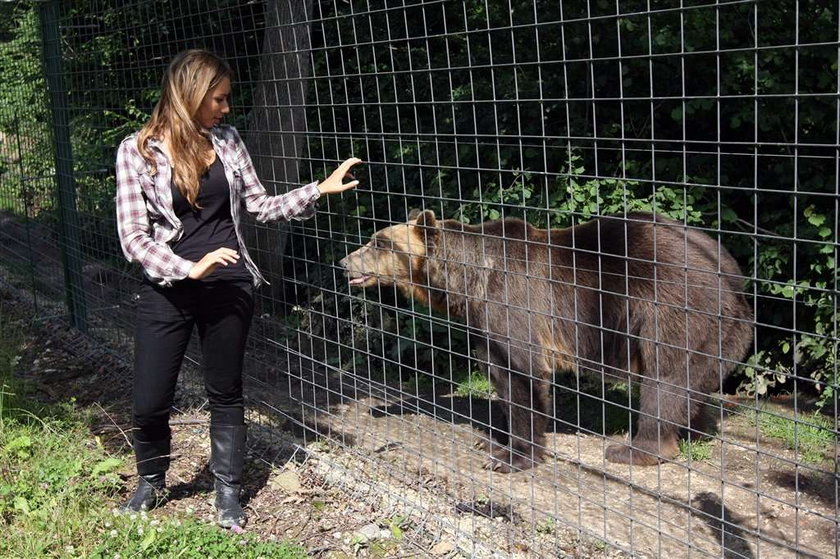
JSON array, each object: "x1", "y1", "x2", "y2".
[{"x1": 36, "y1": 0, "x2": 87, "y2": 331}]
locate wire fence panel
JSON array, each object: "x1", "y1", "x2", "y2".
[{"x1": 0, "y1": 0, "x2": 837, "y2": 556}]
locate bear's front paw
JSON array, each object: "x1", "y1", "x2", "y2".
[
  {"x1": 482, "y1": 446, "x2": 539, "y2": 473},
  {"x1": 483, "y1": 455, "x2": 518, "y2": 473},
  {"x1": 473, "y1": 436, "x2": 490, "y2": 452},
  {"x1": 473, "y1": 431, "x2": 509, "y2": 452},
  {"x1": 605, "y1": 443, "x2": 662, "y2": 466}
]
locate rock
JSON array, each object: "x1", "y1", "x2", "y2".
[
  {"x1": 356, "y1": 522, "x2": 381, "y2": 541},
  {"x1": 270, "y1": 470, "x2": 302, "y2": 494}
]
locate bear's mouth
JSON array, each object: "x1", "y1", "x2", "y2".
[{"x1": 347, "y1": 273, "x2": 372, "y2": 286}]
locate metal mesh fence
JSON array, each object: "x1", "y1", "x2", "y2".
[{"x1": 0, "y1": 0, "x2": 837, "y2": 556}]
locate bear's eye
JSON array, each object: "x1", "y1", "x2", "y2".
[{"x1": 373, "y1": 237, "x2": 390, "y2": 249}]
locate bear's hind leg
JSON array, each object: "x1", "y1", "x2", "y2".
[
  {"x1": 685, "y1": 394, "x2": 717, "y2": 442},
  {"x1": 684, "y1": 345, "x2": 730, "y2": 442},
  {"x1": 606, "y1": 375, "x2": 683, "y2": 465}
]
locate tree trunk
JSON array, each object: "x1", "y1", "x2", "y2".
[{"x1": 244, "y1": 0, "x2": 313, "y2": 314}]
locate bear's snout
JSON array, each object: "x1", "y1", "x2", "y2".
[
  {"x1": 339, "y1": 247, "x2": 365, "y2": 272},
  {"x1": 339, "y1": 248, "x2": 376, "y2": 287}
]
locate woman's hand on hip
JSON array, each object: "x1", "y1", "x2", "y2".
[
  {"x1": 317, "y1": 158, "x2": 363, "y2": 195},
  {"x1": 188, "y1": 248, "x2": 240, "y2": 280}
]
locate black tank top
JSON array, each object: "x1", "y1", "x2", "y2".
[{"x1": 170, "y1": 156, "x2": 250, "y2": 282}]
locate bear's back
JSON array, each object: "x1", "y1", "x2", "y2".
[
  {"x1": 436, "y1": 212, "x2": 747, "y2": 294},
  {"x1": 429, "y1": 212, "x2": 751, "y2": 372}
]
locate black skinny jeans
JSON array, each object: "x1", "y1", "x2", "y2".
[{"x1": 133, "y1": 279, "x2": 254, "y2": 443}]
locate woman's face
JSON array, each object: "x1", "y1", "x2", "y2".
[{"x1": 196, "y1": 76, "x2": 231, "y2": 129}]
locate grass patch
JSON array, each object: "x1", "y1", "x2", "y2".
[
  {"x1": 0, "y1": 300, "x2": 306, "y2": 559},
  {"x1": 454, "y1": 371, "x2": 495, "y2": 399},
  {"x1": 90, "y1": 512, "x2": 308, "y2": 558},
  {"x1": 0, "y1": 401, "x2": 126, "y2": 557},
  {"x1": 751, "y1": 408, "x2": 835, "y2": 464},
  {"x1": 678, "y1": 438, "x2": 713, "y2": 462}
]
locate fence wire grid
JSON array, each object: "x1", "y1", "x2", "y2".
[{"x1": 0, "y1": 0, "x2": 838, "y2": 557}]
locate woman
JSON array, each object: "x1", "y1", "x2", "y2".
[{"x1": 115, "y1": 49, "x2": 361, "y2": 528}]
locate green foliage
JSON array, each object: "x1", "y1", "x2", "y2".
[
  {"x1": 535, "y1": 517, "x2": 556, "y2": 535},
  {"x1": 740, "y1": 351, "x2": 788, "y2": 399},
  {"x1": 0, "y1": 7, "x2": 48, "y2": 141},
  {"x1": 457, "y1": 152, "x2": 707, "y2": 229},
  {"x1": 0, "y1": 310, "x2": 124, "y2": 553},
  {"x1": 0, "y1": 6, "x2": 54, "y2": 212},
  {"x1": 738, "y1": 200, "x2": 839, "y2": 409},
  {"x1": 383, "y1": 514, "x2": 410, "y2": 540},
  {"x1": 0, "y1": 404, "x2": 307, "y2": 559},
  {"x1": 0, "y1": 419, "x2": 123, "y2": 525}
]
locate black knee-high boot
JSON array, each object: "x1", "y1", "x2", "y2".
[
  {"x1": 120, "y1": 435, "x2": 170, "y2": 512},
  {"x1": 210, "y1": 424, "x2": 247, "y2": 527}
]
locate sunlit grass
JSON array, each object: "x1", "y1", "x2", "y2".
[
  {"x1": 751, "y1": 408, "x2": 834, "y2": 464},
  {"x1": 454, "y1": 371, "x2": 495, "y2": 399}
]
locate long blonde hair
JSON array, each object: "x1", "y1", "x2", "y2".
[{"x1": 137, "y1": 49, "x2": 232, "y2": 208}]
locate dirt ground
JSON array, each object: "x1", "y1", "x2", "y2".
[
  {"x1": 7, "y1": 277, "x2": 838, "y2": 559},
  {"x1": 309, "y1": 390, "x2": 838, "y2": 558}
]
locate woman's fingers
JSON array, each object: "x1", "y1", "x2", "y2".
[
  {"x1": 212, "y1": 247, "x2": 239, "y2": 257},
  {"x1": 211, "y1": 247, "x2": 240, "y2": 264},
  {"x1": 320, "y1": 158, "x2": 364, "y2": 194},
  {"x1": 188, "y1": 248, "x2": 240, "y2": 279},
  {"x1": 337, "y1": 157, "x2": 363, "y2": 174}
]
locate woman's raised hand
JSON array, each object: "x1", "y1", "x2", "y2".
[
  {"x1": 188, "y1": 247, "x2": 240, "y2": 280},
  {"x1": 317, "y1": 157, "x2": 363, "y2": 195}
]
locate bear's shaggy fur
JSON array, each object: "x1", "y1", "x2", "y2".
[{"x1": 340, "y1": 210, "x2": 753, "y2": 471}]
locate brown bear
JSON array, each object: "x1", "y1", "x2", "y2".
[{"x1": 339, "y1": 210, "x2": 754, "y2": 472}]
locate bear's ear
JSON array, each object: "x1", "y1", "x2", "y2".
[
  {"x1": 407, "y1": 208, "x2": 423, "y2": 221},
  {"x1": 412, "y1": 209, "x2": 437, "y2": 228},
  {"x1": 412, "y1": 209, "x2": 439, "y2": 246}
]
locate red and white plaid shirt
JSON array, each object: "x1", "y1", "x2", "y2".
[{"x1": 116, "y1": 125, "x2": 320, "y2": 287}]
